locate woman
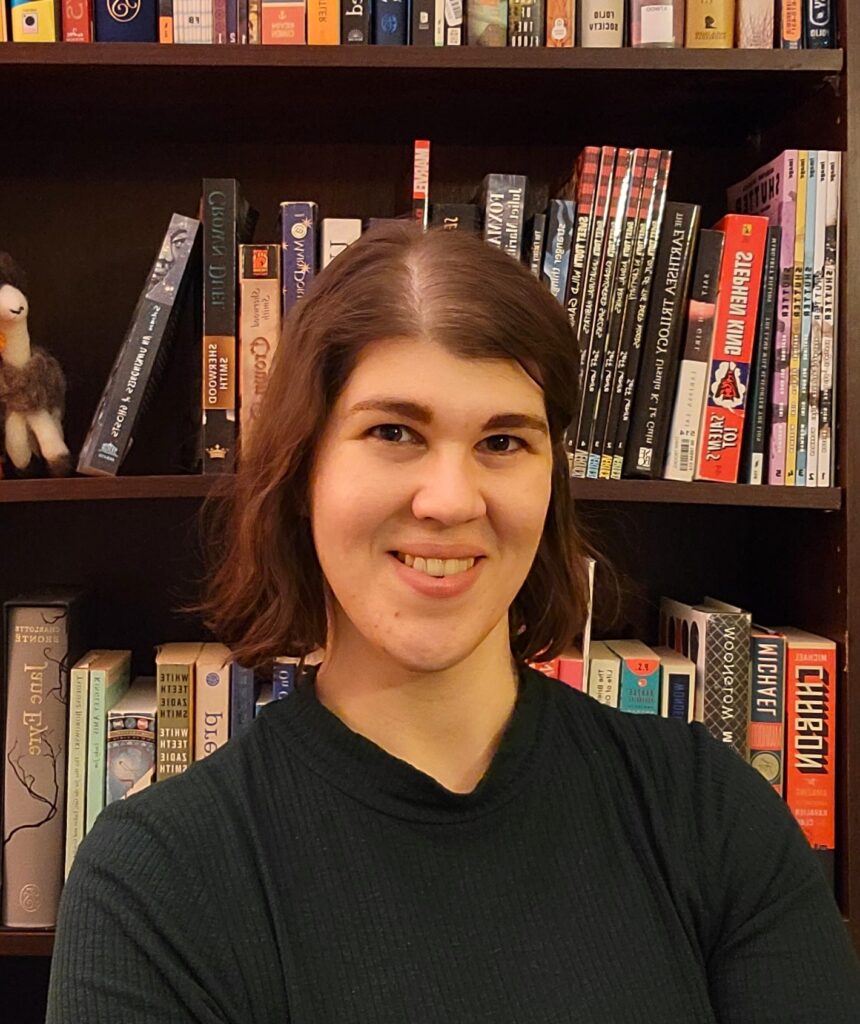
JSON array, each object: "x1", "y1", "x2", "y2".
[{"x1": 48, "y1": 223, "x2": 860, "y2": 1022}]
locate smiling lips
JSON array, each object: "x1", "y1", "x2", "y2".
[{"x1": 394, "y1": 552, "x2": 478, "y2": 577}]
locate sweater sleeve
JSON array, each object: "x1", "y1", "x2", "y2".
[
  {"x1": 46, "y1": 788, "x2": 242, "y2": 1024},
  {"x1": 692, "y1": 724, "x2": 860, "y2": 1023}
]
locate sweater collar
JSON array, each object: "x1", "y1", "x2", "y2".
[{"x1": 271, "y1": 665, "x2": 550, "y2": 824}]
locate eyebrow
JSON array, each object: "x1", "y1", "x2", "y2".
[{"x1": 346, "y1": 399, "x2": 549, "y2": 435}]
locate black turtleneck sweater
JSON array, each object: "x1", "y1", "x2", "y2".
[{"x1": 47, "y1": 667, "x2": 860, "y2": 1023}]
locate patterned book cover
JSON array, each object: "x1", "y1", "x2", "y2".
[
  {"x1": 307, "y1": 0, "x2": 340, "y2": 41},
  {"x1": 540, "y1": 199, "x2": 576, "y2": 305},
  {"x1": 604, "y1": 639, "x2": 660, "y2": 716},
  {"x1": 174, "y1": 0, "x2": 213, "y2": 40},
  {"x1": 736, "y1": 0, "x2": 774, "y2": 47},
  {"x1": 653, "y1": 646, "x2": 695, "y2": 723},
  {"x1": 85, "y1": 650, "x2": 132, "y2": 834},
  {"x1": 105, "y1": 676, "x2": 157, "y2": 805},
  {"x1": 64, "y1": 651, "x2": 105, "y2": 879},
  {"x1": 694, "y1": 213, "x2": 769, "y2": 483},
  {"x1": 238, "y1": 244, "x2": 281, "y2": 453},
  {"x1": 155, "y1": 642, "x2": 204, "y2": 782},
  {"x1": 578, "y1": 0, "x2": 623, "y2": 45},
  {"x1": 545, "y1": 0, "x2": 573, "y2": 45},
  {"x1": 748, "y1": 630, "x2": 786, "y2": 797},
  {"x1": 94, "y1": 0, "x2": 157, "y2": 37},
  {"x1": 10, "y1": 0, "x2": 58, "y2": 38},
  {"x1": 194, "y1": 644, "x2": 231, "y2": 760},
  {"x1": 467, "y1": 0, "x2": 507, "y2": 44},
  {"x1": 817, "y1": 151, "x2": 841, "y2": 487},
  {"x1": 727, "y1": 149, "x2": 798, "y2": 485},
  {"x1": 279, "y1": 201, "x2": 318, "y2": 317},
  {"x1": 2, "y1": 591, "x2": 91, "y2": 928},
  {"x1": 63, "y1": 0, "x2": 93, "y2": 39},
  {"x1": 586, "y1": 641, "x2": 620, "y2": 708}
]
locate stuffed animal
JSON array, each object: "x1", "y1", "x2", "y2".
[{"x1": 0, "y1": 253, "x2": 72, "y2": 477}]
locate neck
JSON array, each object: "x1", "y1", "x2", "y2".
[
  {"x1": 0, "y1": 319, "x2": 31, "y2": 368},
  {"x1": 315, "y1": 618, "x2": 519, "y2": 794}
]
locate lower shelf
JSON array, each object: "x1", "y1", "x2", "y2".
[{"x1": 0, "y1": 928, "x2": 54, "y2": 957}]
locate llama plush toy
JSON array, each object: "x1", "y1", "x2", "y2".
[{"x1": 0, "y1": 253, "x2": 72, "y2": 477}]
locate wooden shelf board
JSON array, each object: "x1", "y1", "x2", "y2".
[
  {"x1": 0, "y1": 474, "x2": 842, "y2": 509},
  {"x1": 0, "y1": 928, "x2": 54, "y2": 957}
]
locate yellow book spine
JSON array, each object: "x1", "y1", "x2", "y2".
[
  {"x1": 307, "y1": 0, "x2": 340, "y2": 43},
  {"x1": 10, "y1": 0, "x2": 57, "y2": 40},
  {"x1": 684, "y1": 0, "x2": 735, "y2": 47},
  {"x1": 785, "y1": 150, "x2": 808, "y2": 486}
]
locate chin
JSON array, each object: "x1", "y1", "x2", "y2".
[{"x1": 374, "y1": 625, "x2": 490, "y2": 675}]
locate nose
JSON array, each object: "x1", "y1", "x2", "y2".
[{"x1": 410, "y1": 449, "x2": 487, "y2": 526}]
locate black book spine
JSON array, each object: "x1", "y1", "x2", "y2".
[
  {"x1": 430, "y1": 203, "x2": 482, "y2": 234},
  {"x1": 563, "y1": 146, "x2": 601, "y2": 343},
  {"x1": 624, "y1": 201, "x2": 701, "y2": 479},
  {"x1": 481, "y1": 174, "x2": 528, "y2": 262},
  {"x1": 540, "y1": 200, "x2": 575, "y2": 303},
  {"x1": 411, "y1": 0, "x2": 435, "y2": 43},
  {"x1": 527, "y1": 212, "x2": 547, "y2": 277},
  {"x1": 343, "y1": 0, "x2": 372, "y2": 42},
  {"x1": 805, "y1": 0, "x2": 835, "y2": 48},
  {"x1": 741, "y1": 225, "x2": 782, "y2": 484}
]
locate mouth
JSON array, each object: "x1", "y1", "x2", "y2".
[{"x1": 391, "y1": 551, "x2": 482, "y2": 578}]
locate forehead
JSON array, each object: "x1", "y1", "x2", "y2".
[{"x1": 335, "y1": 336, "x2": 547, "y2": 419}]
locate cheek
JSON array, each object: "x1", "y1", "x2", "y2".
[{"x1": 490, "y1": 464, "x2": 553, "y2": 551}]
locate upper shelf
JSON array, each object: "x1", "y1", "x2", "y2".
[{"x1": 0, "y1": 44, "x2": 843, "y2": 145}]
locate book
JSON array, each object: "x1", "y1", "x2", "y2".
[
  {"x1": 307, "y1": 0, "x2": 340, "y2": 41},
  {"x1": 694, "y1": 213, "x2": 769, "y2": 484},
  {"x1": 230, "y1": 661, "x2": 259, "y2": 737},
  {"x1": 624, "y1": 201, "x2": 701, "y2": 479},
  {"x1": 155, "y1": 642, "x2": 204, "y2": 782},
  {"x1": 201, "y1": 179, "x2": 259, "y2": 475},
  {"x1": 413, "y1": 140, "x2": 431, "y2": 229},
  {"x1": 374, "y1": 0, "x2": 408, "y2": 43},
  {"x1": 479, "y1": 174, "x2": 528, "y2": 262},
  {"x1": 194, "y1": 643, "x2": 231, "y2": 760},
  {"x1": 279, "y1": 201, "x2": 318, "y2": 317},
  {"x1": 586, "y1": 640, "x2": 620, "y2": 708},
  {"x1": 238, "y1": 244, "x2": 281, "y2": 454},
  {"x1": 0, "y1": 0, "x2": 6, "y2": 38},
  {"x1": 77, "y1": 214, "x2": 202, "y2": 477},
  {"x1": 255, "y1": 682, "x2": 275, "y2": 716},
  {"x1": 2, "y1": 590, "x2": 91, "y2": 928},
  {"x1": 159, "y1": 0, "x2": 173, "y2": 39},
  {"x1": 780, "y1": 0, "x2": 802, "y2": 47},
  {"x1": 321, "y1": 219, "x2": 362, "y2": 267},
  {"x1": 630, "y1": 0, "x2": 684, "y2": 46},
  {"x1": 796, "y1": 151, "x2": 818, "y2": 487},
  {"x1": 545, "y1": 0, "x2": 573, "y2": 45},
  {"x1": 540, "y1": 200, "x2": 576, "y2": 306},
  {"x1": 446, "y1": 0, "x2": 464, "y2": 43},
  {"x1": 736, "y1": 0, "x2": 774, "y2": 47},
  {"x1": 817, "y1": 151, "x2": 841, "y2": 487},
  {"x1": 806, "y1": 155, "x2": 827, "y2": 489},
  {"x1": 64, "y1": 651, "x2": 105, "y2": 879},
  {"x1": 804, "y1": 0, "x2": 834, "y2": 47},
  {"x1": 604, "y1": 639, "x2": 660, "y2": 715},
  {"x1": 85, "y1": 650, "x2": 132, "y2": 834},
  {"x1": 63, "y1": 0, "x2": 93, "y2": 39},
  {"x1": 431, "y1": 204, "x2": 483, "y2": 234},
  {"x1": 785, "y1": 151, "x2": 807, "y2": 485},
  {"x1": 174, "y1": 0, "x2": 213, "y2": 39},
  {"x1": 578, "y1": 0, "x2": 623, "y2": 45},
  {"x1": 261, "y1": 0, "x2": 304, "y2": 39},
  {"x1": 663, "y1": 228, "x2": 725, "y2": 482},
  {"x1": 94, "y1": 0, "x2": 157, "y2": 37},
  {"x1": 273, "y1": 656, "x2": 300, "y2": 698},
  {"x1": 653, "y1": 646, "x2": 695, "y2": 722},
  {"x1": 556, "y1": 649, "x2": 584, "y2": 691},
  {"x1": 726, "y1": 150, "x2": 798, "y2": 485},
  {"x1": 105, "y1": 676, "x2": 157, "y2": 805},
  {"x1": 561, "y1": 145, "x2": 601, "y2": 341},
  {"x1": 467, "y1": 0, "x2": 508, "y2": 43},
  {"x1": 342, "y1": 0, "x2": 370, "y2": 40},
  {"x1": 10, "y1": 0, "x2": 58, "y2": 39},
  {"x1": 748, "y1": 629, "x2": 787, "y2": 797},
  {"x1": 685, "y1": 0, "x2": 735, "y2": 46},
  {"x1": 527, "y1": 212, "x2": 547, "y2": 277},
  {"x1": 509, "y1": 0, "x2": 543, "y2": 43}
]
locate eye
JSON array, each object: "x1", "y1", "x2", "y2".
[
  {"x1": 478, "y1": 434, "x2": 526, "y2": 454},
  {"x1": 368, "y1": 423, "x2": 419, "y2": 445}
]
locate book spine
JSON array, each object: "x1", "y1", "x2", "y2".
[
  {"x1": 202, "y1": 181, "x2": 241, "y2": 473},
  {"x1": 321, "y1": 219, "x2": 362, "y2": 267},
  {"x1": 578, "y1": 0, "x2": 623, "y2": 45},
  {"x1": 630, "y1": 0, "x2": 683, "y2": 46},
  {"x1": 0, "y1": 0, "x2": 6, "y2": 38},
  {"x1": 194, "y1": 652, "x2": 231, "y2": 760},
  {"x1": 563, "y1": 145, "x2": 601, "y2": 341},
  {"x1": 545, "y1": 0, "x2": 573, "y2": 44},
  {"x1": 230, "y1": 663, "x2": 258, "y2": 738},
  {"x1": 262, "y1": 0, "x2": 306, "y2": 40},
  {"x1": 430, "y1": 203, "x2": 483, "y2": 233},
  {"x1": 749, "y1": 633, "x2": 786, "y2": 798},
  {"x1": 785, "y1": 153, "x2": 807, "y2": 485},
  {"x1": 374, "y1": 0, "x2": 408, "y2": 41},
  {"x1": 770, "y1": 156, "x2": 798, "y2": 484},
  {"x1": 280, "y1": 202, "x2": 319, "y2": 318},
  {"x1": 342, "y1": 0, "x2": 370, "y2": 40},
  {"x1": 444, "y1": 0, "x2": 464, "y2": 42},
  {"x1": 159, "y1": 0, "x2": 173, "y2": 39},
  {"x1": 740, "y1": 225, "x2": 780, "y2": 485},
  {"x1": 806, "y1": 154, "x2": 828, "y2": 488},
  {"x1": 586, "y1": 644, "x2": 620, "y2": 708},
  {"x1": 694, "y1": 214, "x2": 769, "y2": 483},
  {"x1": 705, "y1": 613, "x2": 752, "y2": 758},
  {"x1": 611, "y1": 148, "x2": 672, "y2": 479},
  {"x1": 662, "y1": 669, "x2": 693, "y2": 722},
  {"x1": 796, "y1": 151, "x2": 817, "y2": 487},
  {"x1": 624, "y1": 201, "x2": 701, "y2": 479},
  {"x1": 412, "y1": 0, "x2": 434, "y2": 40},
  {"x1": 174, "y1": 0, "x2": 214, "y2": 39},
  {"x1": 527, "y1": 212, "x2": 547, "y2": 277},
  {"x1": 817, "y1": 151, "x2": 840, "y2": 487},
  {"x1": 63, "y1": 0, "x2": 93, "y2": 39},
  {"x1": 10, "y1": 0, "x2": 58, "y2": 38},
  {"x1": 106, "y1": 707, "x2": 156, "y2": 805},
  {"x1": 663, "y1": 228, "x2": 725, "y2": 482},
  {"x1": 804, "y1": 0, "x2": 834, "y2": 47},
  {"x1": 85, "y1": 658, "x2": 130, "y2": 833},
  {"x1": 272, "y1": 658, "x2": 299, "y2": 698},
  {"x1": 94, "y1": 0, "x2": 158, "y2": 38},
  {"x1": 308, "y1": 0, "x2": 340, "y2": 40},
  {"x1": 481, "y1": 174, "x2": 528, "y2": 262},
  {"x1": 64, "y1": 663, "x2": 92, "y2": 879},
  {"x1": 214, "y1": 0, "x2": 228, "y2": 39},
  {"x1": 2, "y1": 605, "x2": 70, "y2": 928},
  {"x1": 227, "y1": 0, "x2": 237, "y2": 40},
  {"x1": 156, "y1": 661, "x2": 195, "y2": 782},
  {"x1": 509, "y1": 0, "x2": 542, "y2": 43},
  {"x1": 540, "y1": 200, "x2": 576, "y2": 305},
  {"x1": 685, "y1": 0, "x2": 735, "y2": 45},
  {"x1": 736, "y1": 0, "x2": 774, "y2": 46},
  {"x1": 780, "y1": 0, "x2": 802, "y2": 46},
  {"x1": 467, "y1": 0, "x2": 507, "y2": 43},
  {"x1": 239, "y1": 244, "x2": 281, "y2": 454},
  {"x1": 615, "y1": 650, "x2": 660, "y2": 715},
  {"x1": 248, "y1": 0, "x2": 260, "y2": 39},
  {"x1": 412, "y1": 140, "x2": 431, "y2": 229}
]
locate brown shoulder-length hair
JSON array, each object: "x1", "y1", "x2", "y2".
[{"x1": 199, "y1": 221, "x2": 594, "y2": 667}]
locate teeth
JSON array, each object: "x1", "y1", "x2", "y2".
[{"x1": 396, "y1": 553, "x2": 476, "y2": 577}]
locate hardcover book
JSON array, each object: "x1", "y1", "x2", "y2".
[
  {"x1": 430, "y1": 204, "x2": 483, "y2": 234},
  {"x1": 194, "y1": 643, "x2": 232, "y2": 760},
  {"x1": 804, "y1": 0, "x2": 834, "y2": 47},
  {"x1": 64, "y1": 650, "x2": 105, "y2": 879},
  {"x1": 509, "y1": 0, "x2": 543, "y2": 44},
  {"x1": 545, "y1": 0, "x2": 573, "y2": 45},
  {"x1": 342, "y1": 0, "x2": 370, "y2": 41},
  {"x1": 230, "y1": 662, "x2": 259, "y2": 737},
  {"x1": 94, "y1": 0, "x2": 157, "y2": 38},
  {"x1": 653, "y1": 646, "x2": 695, "y2": 723},
  {"x1": 685, "y1": 0, "x2": 735, "y2": 46},
  {"x1": 578, "y1": 0, "x2": 623, "y2": 46},
  {"x1": 736, "y1": 0, "x2": 774, "y2": 47},
  {"x1": 586, "y1": 641, "x2": 620, "y2": 708},
  {"x1": 77, "y1": 213, "x2": 202, "y2": 477},
  {"x1": 105, "y1": 676, "x2": 157, "y2": 805},
  {"x1": 321, "y1": 219, "x2": 362, "y2": 267},
  {"x1": 630, "y1": 0, "x2": 683, "y2": 46},
  {"x1": 63, "y1": 0, "x2": 93, "y2": 39},
  {"x1": 780, "y1": 1, "x2": 801, "y2": 52},
  {"x1": 748, "y1": 629, "x2": 787, "y2": 797},
  {"x1": 479, "y1": 173, "x2": 528, "y2": 263},
  {"x1": 307, "y1": 0, "x2": 339, "y2": 41},
  {"x1": 540, "y1": 199, "x2": 576, "y2": 306},
  {"x1": 374, "y1": 0, "x2": 408, "y2": 42},
  {"x1": 467, "y1": 0, "x2": 507, "y2": 44},
  {"x1": 10, "y1": 0, "x2": 58, "y2": 39},
  {"x1": 174, "y1": 0, "x2": 213, "y2": 39},
  {"x1": 262, "y1": 0, "x2": 306, "y2": 41}
]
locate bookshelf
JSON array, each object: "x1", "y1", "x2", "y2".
[{"x1": 0, "y1": 7, "x2": 857, "y2": 1019}]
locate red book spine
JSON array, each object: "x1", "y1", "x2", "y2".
[
  {"x1": 694, "y1": 213, "x2": 769, "y2": 482},
  {"x1": 63, "y1": 0, "x2": 93, "y2": 40}
]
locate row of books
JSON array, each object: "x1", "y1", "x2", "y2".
[{"x1": 0, "y1": 0, "x2": 837, "y2": 48}]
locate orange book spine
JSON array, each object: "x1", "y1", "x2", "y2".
[
  {"x1": 308, "y1": 0, "x2": 340, "y2": 42},
  {"x1": 62, "y1": 0, "x2": 92, "y2": 39},
  {"x1": 545, "y1": 0, "x2": 573, "y2": 45},
  {"x1": 262, "y1": 0, "x2": 306, "y2": 41}
]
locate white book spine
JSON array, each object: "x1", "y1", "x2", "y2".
[{"x1": 321, "y1": 219, "x2": 362, "y2": 268}]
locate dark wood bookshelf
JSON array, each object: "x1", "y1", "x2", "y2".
[{"x1": 0, "y1": 929, "x2": 54, "y2": 958}]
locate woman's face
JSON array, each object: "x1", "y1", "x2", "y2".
[{"x1": 309, "y1": 336, "x2": 553, "y2": 674}]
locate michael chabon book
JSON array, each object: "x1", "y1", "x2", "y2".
[
  {"x1": 321, "y1": 219, "x2": 362, "y2": 267},
  {"x1": 279, "y1": 201, "x2": 318, "y2": 316},
  {"x1": 238, "y1": 244, "x2": 281, "y2": 453},
  {"x1": 663, "y1": 228, "x2": 725, "y2": 482},
  {"x1": 694, "y1": 212, "x2": 769, "y2": 483},
  {"x1": 85, "y1": 650, "x2": 132, "y2": 834},
  {"x1": 685, "y1": 0, "x2": 735, "y2": 46},
  {"x1": 660, "y1": 595, "x2": 751, "y2": 758},
  {"x1": 545, "y1": 0, "x2": 573, "y2": 45},
  {"x1": 201, "y1": 179, "x2": 258, "y2": 474},
  {"x1": 94, "y1": 0, "x2": 157, "y2": 38},
  {"x1": 604, "y1": 640, "x2": 660, "y2": 715},
  {"x1": 105, "y1": 676, "x2": 157, "y2": 806},
  {"x1": 578, "y1": 0, "x2": 623, "y2": 45},
  {"x1": 63, "y1": 0, "x2": 93, "y2": 39},
  {"x1": 194, "y1": 643, "x2": 231, "y2": 760},
  {"x1": 342, "y1": 0, "x2": 370, "y2": 41},
  {"x1": 10, "y1": 0, "x2": 58, "y2": 39},
  {"x1": 77, "y1": 213, "x2": 201, "y2": 477},
  {"x1": 479, "y1": 174, "x2": 528, "y2": 262},
  {"x1": 467, "y1": 0, "x2": 508, "y2": 44},
  {"x1": 736, "y1": 0, "x2": 774, "y2": 47},
  {"x1": 748, "y1": 629, "x2": 787, "y2": 797},
  {"x1": 65, "y1": 650, "x2": 105, "y2": 879},
  {"x1": 155, "y1": 641, "x2": 204, "y2": 782},
  {"x1": 2, "y1": 590, "x2": 91, "y2": 928},
  {"x1": 653, "y1": 646, "x2": 695, "y2": 723},
  {"x1": 307, "y1": 0, "x2": 339, "y2": 41},
  {"x1": 624, "y1": 201, "x2": 701, "y2": 479}
]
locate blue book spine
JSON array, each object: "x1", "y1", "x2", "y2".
[
  {"x1": 374, "y1": 0, "x2": 407, "y2": 42},
  {"x1": 540, "y1": 199, "x2": 575, "y2": 307},
  {"x1": 230, "y1": 663, "x2": 258, "y2": 738},
  {"x1": 94, "y1": 0, "x2": 158, "y2": 39},
  {"x1": 227, "y1": 0, "x2": 238, "y2": 40},
  {"x1": 280, "y1": 202, "x2": 319, "y2": 319},
  {"x1": 272, "y1": 660, "x2": 298, "y2": 699},
  {"x1": 664, "y1": 672, "x2": 690, "y2": 721},
  {"x1": 617, "y1": 657, "x2": 660, "y2": 715}
]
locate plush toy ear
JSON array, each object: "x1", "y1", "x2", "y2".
[{"x1": 0, "y1": 253, "x2": 27, "y2": 294}]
